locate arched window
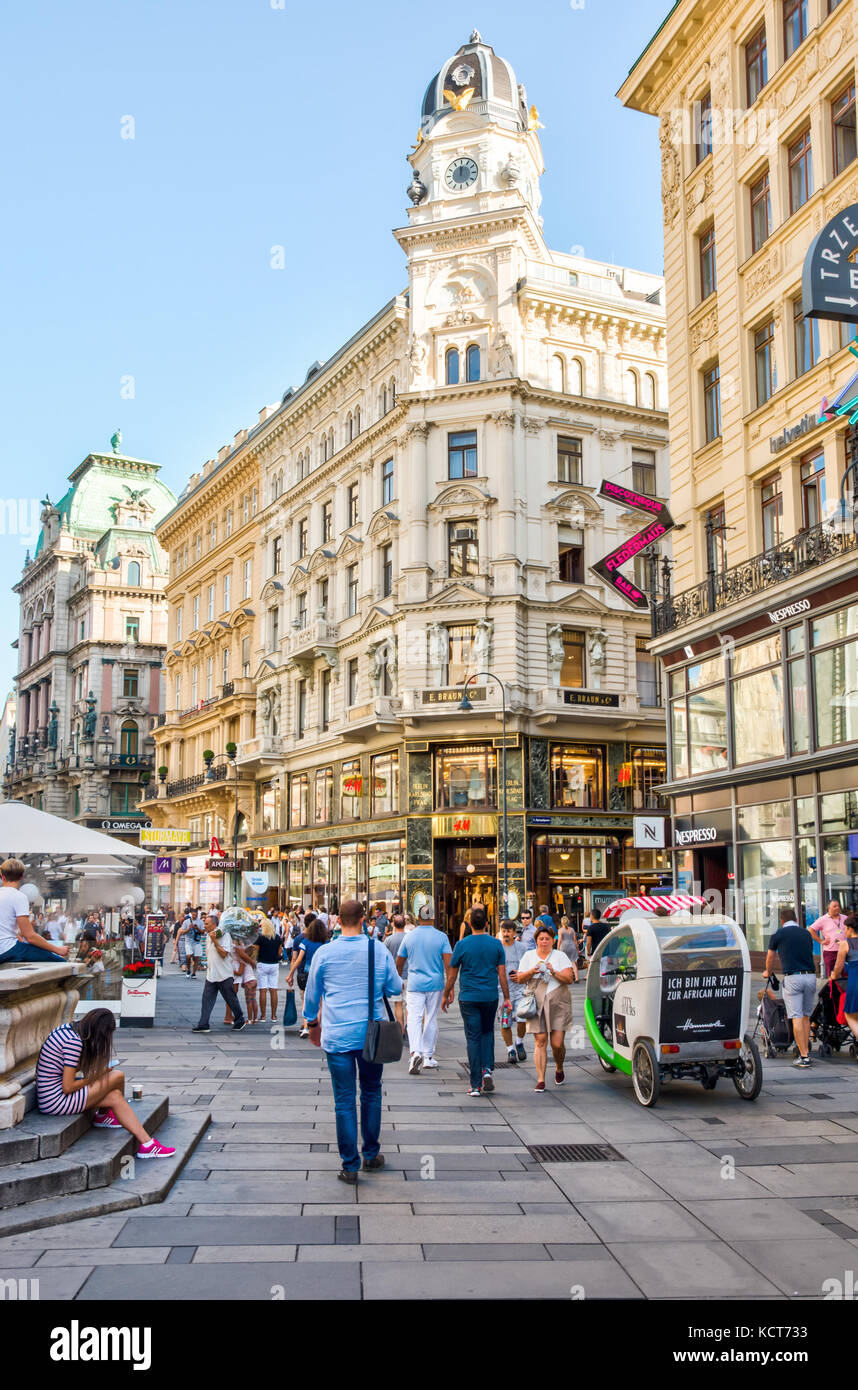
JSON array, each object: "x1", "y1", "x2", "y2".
[
  {"x1": 625, "y1": 369, "x2": 639, "y2": 406},
  {"x1": 389, "y1": 375, "x2": 396, "y2": 406},
  {"x1": 380, "y1": 385, "x2": 387, "y2": 416},
  {"x1": 120, "y1": 720, "x2": 138, "y2": 758},
  {"x1": 466, "y1": 344, "x2": 481, "y2": 382},
  {"x1": 127, "y1": 561, "x2": 141, "y2": 587},
  {"x1": 570, "y1": 358, "x2": 583, "y2": 395},
  {"x1": 446, "y1": 348, "x2": 460, "y2": 385},
  {"x1": 645, "y1": 372, "x2": 658, "y2": 409},
  {"x1": 347, "y1": 413, "x2": 353, "y2": 442},
  {"x1": 550, "y1": 354, "x2": 565, "y2": 392}
]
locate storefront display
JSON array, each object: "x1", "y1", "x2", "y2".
[
  {"x1": 435, "y1": 745, "x2": 497, "y2": 810},
  {"x1": 549, "y1": 745, "x2": 604, "y2": 808}
]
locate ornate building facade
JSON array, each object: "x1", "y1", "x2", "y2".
[
  {"x1": 147, "y1": 32, "x2": 671, "y2": 927},
  {"x1": 3, "y1": 446, "x2": 175, "y2": 847},
  {"x1": 621, "y1": 0, "x2": 858, "y2": 950}
]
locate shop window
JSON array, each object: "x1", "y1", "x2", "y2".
[
  {"x1": 737, "y1": 801, "x2": 792, "y2": 840},
  {"x1": 341, "y1": 759, "x2": 363, "y2": 819},
  {"x1": 549, "y1": 745, "x2": 604, "y2": 808},
  {"x1": 289, "y1": 773, "x2": 308, "y2": 828},
  {"x1": 636, "y1": 637, "x2": 660, "y2": 707},
  {"x1": 122, "y1": 667, "x2": 139, "y2": 698},
  {"x1": 448, "y1": 431, "x2": 478, "y2": 479},
  {"x1": 315, "y1": 767, "x2": 334, "y2": 824},
  {"x1": 444, "y1": 624, "x2": 476, "y2": 687},
  {"x1": 733, "y1": 667, "x2": 785, "y2": 765},
  {"x1": 557, "y1": 436, "x2": 582, "y2": 484},
  {"x1": 630, "y1": 746, "x2": 667, "y2": 809},
  {"x1": 371, "y1": 751, "x2": 399, "y2": 815},
  {"x1": 368, "y1": 839, "x2": 404, "y2": 911},
  {"x1": 814, "y1": 638, "x2": 858, "y2": 748},
  {"x1": 448, "y1": 520, "x2": 479, "y2": 577},
  {"x1": 800, "y1": 450, "x2": 826, "y2": 529},
  {"x1": 559, "y1": 629, "x2": 585, "y2": 688},
  {"x1": 435, "y1": 744, "x2": 497, "y2": 810}
]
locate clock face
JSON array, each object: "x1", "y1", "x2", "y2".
[{"x1": 445, "y1": 157, "x2": 479, "y2": 191}]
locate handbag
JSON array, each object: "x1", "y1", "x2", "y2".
[
  {"x1": 282, "y1": 990, "x2": 297, "y2": 1027},
  {"x1": 296, "y1": 969, "x2": 309, "y2": 992},
  {"x1": 515, "y1": 987, "x2": 538, "y2": 1021},
  {"x1": 362, "y1": 938, "x2": 403, "y2": 1065}
]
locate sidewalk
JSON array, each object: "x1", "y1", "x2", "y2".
[{"x1": 2, "y1": 961, "x2": 858, "y2": 1299}]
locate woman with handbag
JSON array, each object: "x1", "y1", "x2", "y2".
[
  {"x1": 286, "y1": 915, "x2": 327, "y2": 1039},
  {"x1": 517, "y1": 925, "x2": 577, "y2": 1092},
  {"x1": 302, "y1": 898, "x2": 403, "y2": 1184}
]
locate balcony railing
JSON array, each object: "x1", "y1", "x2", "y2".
[
  {"x1": 653, "y1": 519, "x2": 858, "y2": 637},
  {"x1": 165, "y1": 763, "x2": 227, "y2": 798}
]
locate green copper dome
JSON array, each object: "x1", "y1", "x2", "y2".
[{"x1": 34, "y1": 452, "x2": 176, "y2": 558}]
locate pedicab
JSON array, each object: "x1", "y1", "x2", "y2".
[{"x1": 583, "y1": 895, "x2": 763, "y2": 1107}]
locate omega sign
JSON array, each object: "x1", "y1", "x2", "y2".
[{"x1": 675, "y1": 826, "x2": 717, "y2": 846}]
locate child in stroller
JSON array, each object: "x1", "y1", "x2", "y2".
[
  {"x1": 811, "y1": 975, "x2": 855, "y2": 1058},
  {"x1": 754, "y1": 974, "x2": 793, "y2": 1058}
]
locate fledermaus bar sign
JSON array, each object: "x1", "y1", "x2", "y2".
[{"x1": 590, "y1": 481, "x2": 674, "y2": 610}]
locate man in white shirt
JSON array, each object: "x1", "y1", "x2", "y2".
[
  {"x1": 0, "y1": 859, "x2": 69, "y2": 964},
  {"x1": 191, "y1": 915, "x2": 246, "y2": 1033}
]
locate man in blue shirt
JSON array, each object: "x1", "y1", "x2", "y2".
[
  {"x1": 303, "y1": 898, "x2": 402, "y2": 1183},
  {"x1": 443, "y1": 907, "x2": 510, "y2": 1096},
  {"x1": 518, "y1": 909, "x2": 536, "y2": 951},
  {"x1": 396, "y1": 914, "x2": 451, "y2": 1074}
]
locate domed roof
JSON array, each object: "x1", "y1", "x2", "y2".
[{"x1": 421, "y1": 31, "x2": 528, "y2": 133}]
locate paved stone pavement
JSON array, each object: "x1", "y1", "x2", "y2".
[{"x1": 4, "y1": 961, "x2": 858, "y2": 1300}]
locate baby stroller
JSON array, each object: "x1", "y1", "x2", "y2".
[
  {"x1": 753, "y1": 976, "x2": 793, "y2": 1058},
  {"x1": 810, "y1": 977, "x2": 852, "y2": 1057}
]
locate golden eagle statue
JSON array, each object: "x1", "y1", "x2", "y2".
[
  {"x1": 527, "y1": 105, "x2": 545, "y2": 132},
  {"x1": 444, "y1": 86, "x2": 475, "y2": 112}
]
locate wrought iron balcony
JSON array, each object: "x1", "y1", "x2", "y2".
[
  {"x1": 108, "y1": 754, "x2": 154, "y2": 770},
  {"x1": 652, "y1": 519, "x2": 858, "y2": 637},
  {"x1": 165, "y1": 763, "x2": 227, "y2": 798}
]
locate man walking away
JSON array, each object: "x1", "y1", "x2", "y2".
[
  {"x1": 191, "y1": 915, "x2": 246, "y2": 1034},
  {"x1": 303, "y1": 899, "x2": 402, "y2": 1184},
  {"x1": 443, "y1": 907, "x2": 510, "y2": 1096},
  {"x1": 0, "y1": 859, "x2": 69, "y2": 965},
  {"x1": 397, "y1": 912, "x2": 451, "y2": 1073},
  {"x1": 498, "y1": 919, "x2": 528, "y2": 1063},
  {"x1": 766, "y1": 904, "x2": 816, "y2": 1068}
]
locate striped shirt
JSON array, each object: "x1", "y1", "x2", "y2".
[{"x1": 36, "y1": 1024, "x2": 87, "y2": 1116}]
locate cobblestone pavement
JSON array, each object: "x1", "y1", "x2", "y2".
[{"x1": 3, "y1": 962, "x2": 858, "y2": 1300}]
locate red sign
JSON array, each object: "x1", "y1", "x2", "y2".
[
  {"x1": 453, "y1": 817, "x2": 471, "y2": 832},
  {"x1": 590, "y1": 480, "x2": 674, "y2": 610},
  {"x1": 210, "y1": 835, "x2": 224, "y2": 856}
]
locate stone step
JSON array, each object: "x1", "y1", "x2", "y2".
[
  {"x1": 0, "y1": 1154, "x2": 88, "y2": 1209},
  {"x1": 0, "y1": 1108, "x2": 210, "y2": 1238},
  {"x1": 0, "y1": 1094, "x2": 169, "y2": 1167}
]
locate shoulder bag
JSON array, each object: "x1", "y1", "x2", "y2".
[{"x1": 362, "y1": 938, "x2": 404, "y2": 1064}]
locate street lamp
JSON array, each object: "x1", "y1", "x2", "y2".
[
  {"x1": 203, "y1": 747, "x2": 240, "y2": 906},
  {"x1": 459, "y1": 671, "x2": 509, "y2": 921}
]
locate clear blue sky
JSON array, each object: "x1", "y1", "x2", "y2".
[{"x1": 0, "y1": 0, "x2": 669, "y2": 698}]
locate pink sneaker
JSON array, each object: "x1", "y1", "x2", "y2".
[
  {"x1": 136, "y1": 1138, "x2": 176, "y2": 1159},
  {"x1": 92, "y1": 1108, "x2": 122, "y2": 1128}
]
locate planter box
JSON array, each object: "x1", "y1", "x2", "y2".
[{"x1": 120, "y1": 976, "x2": 157, "y2": 1028}]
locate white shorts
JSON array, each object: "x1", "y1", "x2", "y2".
[
  {"x1": 256, "y1": 962, "x2": 279, "y2": 988},
  {"x1": 191, "y1": 942, "x2": 203, "y2": 957}
]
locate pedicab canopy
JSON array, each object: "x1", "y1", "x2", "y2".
[{"x1": 601, "y1": 893, "x2": 706, "y2": 919}]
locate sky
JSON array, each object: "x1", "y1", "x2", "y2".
[{"x1": 0, "y1": 0, "x2": 670, "y2": 699}]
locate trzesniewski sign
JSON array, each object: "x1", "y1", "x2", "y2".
[
  {"x1": 802, "y1": 203, "x2": 858, "y2": 322},
  {"x1": 590, "y1": 480, "x2": 674, "y2": 610}
]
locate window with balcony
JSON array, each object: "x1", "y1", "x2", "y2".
[
  {"x1": 382, "y1": 457, "x2": 394, "y2": 505},
  {"x1": 706, "y1": 504, "x2": 728, "y2": 572},
  {"x1": 241, "y1": 636, "x2": 250, "y2": 678},
  {"x1": 371, "y1": 751, "x2": 399, "y2": 815},
  {"x1": 346, "y1": 657, "x2": 358, "y2": 707},
  {"x1": 761, "y1": 474, "x2": 783, "y2": 551},
  {"x1": 322, "y1": 500, "x2": 333, "y2": 544},
  {"x1": 800, "y1": 450, "x2": 826, "y2": 529},
  {"x1": 296, "y1": 679, "x2": 307, "y2": 739},
  {"x1": 125, "y1": 617, "x2": 139, "y2": 643},
  {"x1": 698, "y1": 224, "x2": 716, "y2": 300},
  {"x1": 783, "y1": 0, "x2": 807, "y2": 59},
  {"x1": 191, "y1": 666, "x2": 199, "y2": 703},
  {"x1": 123, "y1": 667, "x2": 139, "y2": 698},
  {"x1": 788, "y1": 126, "x2": 813, "y2": 213},
  {"x1": 346, "y1": 564, "x2": 358, "y2": 617},
  {"x1": 750, "y1": 169, "x2": 771, "y2": 252},
  {"x1": 557, "y1": 436, "x2": 583, "y2": 484},
  {"x1": 444, "y1": 624, "x2": 476, "y2": 686},
  {"x1": 222, "y1": 646, "x2": 230, "y2": 687},
  {"x1": 465, "y1": 344, "x2": 481, "y2": 382},
  {"x1": 703, "y1": 363, "x2": 721, "y2": 442},
  {"x1": 318, "y1": 577, "x2": 329, "y2": 617},
  {"x1": 448, "y1": 431, "x2": 477, "y2": 479},
  {"x1": 549, "y1": 744, "x2": 603, "y2": 808},
  {"x1": 833, "y1": 81, "x2": 857, "y2": 177},
  {"x1": 745, "y1": 24, "x2": 768, "y2": 105},
  {"x1": 297, "y1": 592, "x2": 308, "y2": 629},
  {"x1": 321, "y1": 666, "x2": 331, "y2": 730},
  {"x1": 694, "y1": 88, "x2": 712, "y2": 164},
  {"x1": 348, "y1": 482, "x2": 359, "y2": 526},
  {"x1": 636, "y1": 636, "x2": 660, "y2": 707},
  {"x1": 754, "y1": 318, "x2": 775, "y2": 406},
  {"x1": 448, "y1": 521, "x2": 478, "y2": 578},
  {"x1": 559, "y1": 629, "x2": 585, "y2": 687},
  {"x1": 445, "y1": 347, "x2": 460, "y2": 384},
  {"x1": 793, "y1": 297, "x2": 820, "y2": 376},
  {"x1": 206, "y1": 657, "x2": 214, "y2": 699},
  {"x1": 632, "y1": 449, "x2": 657, "y2": 497},
  {"x1": 315, "y1": 766, "x2": 334, "y2": 823}
]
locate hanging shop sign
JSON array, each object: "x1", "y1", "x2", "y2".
[
  {"x1": 633, "y1": 816, "x2": 667, "y2": 849},
  {"x1": 563, "y1": 690, "x2": 620, "y2": 708},
  {"x1": 206, "y1": 858, "x2": 239, "y2": 871},
  {"x1": 431, "y1": 813, "x2": 498, "y2": 837},
  {"x1": 243, "y1": 871, "x2": 270, "y2": 894},
  {"x1": 154, "y1": 856, "x2": 188, "y2": 875},
  {"x1": 590, "y1": 480, "x2": 674, "y2": 610},
  {"x1": 140, "y1": 826, "x2": 192, "y2": 846},
  {"x1": 87, "y1": 818, "x2": 152, "y2": 835},
  {"x1": 802, "y1": 203, "x2": 858, "y2": 322},
  {"x1": 254, "y1": 846, "x2": 279, "y2": 862}
]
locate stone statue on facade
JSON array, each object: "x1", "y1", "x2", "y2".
[
  {"x1": 408, "y1": 334, "x2": 428, "y2": 388},
  {"x1": 490, "y1": 327, "x2": 515, "y2": 379},
  {"x1": 588, "y1": 628, "x2": 608, "y2": 689},
  {"x1": 473, "y1": 618, "x2": 492, "y2": 673},
  {"x1": 261, "y1": 687, "x2": 276, "y2": 734},
  {"x1": 427, "y1": 623, "x2": 447, "y2": 687},
  {"x1": 83, "y1": 696, "x2": 97, "y2": 740},
  {"x1": 547, "y1": 625, "x2": 565, "y2": 687},
  {"x1": 47, "y1": 708, "x2": 58, "y2": 750},
  {"x1": 369, "y1": 642, "x2": 386, "y2": 696},
  {"x1": 386, "y1": 635, "x2": 398, "y2": 696}
]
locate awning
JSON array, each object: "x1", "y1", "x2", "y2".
[
  {"x1": 602, "y1": 893, "x2": 706, "y2": 920},
  {"x1": 0, "y1": 802, "x2": 151, "y2": 858}
]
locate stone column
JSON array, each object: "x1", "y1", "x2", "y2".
[{"x1": 400, "y1": 423, "x2": 432, "y2": 603}]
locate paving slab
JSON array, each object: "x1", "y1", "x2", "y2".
[
  {"x1": 76, "y1": 1261, "x2": 360, "y2": 1300},
  {"x1": 112, "y1": 1216, "x2": 336, "y2": 1247},
  {"x1": 360, "y1": 1258, "x2": 642, "y2": 1299},
  {"x1": 540, "y1": 1161, "x2": 668, "y2": 1202},
  {"x1": 573, "y1": 1200, "x2": 715, "y2": 1243},
  {"x1": 608, "y1": 1240, "x2": 783, "y2": 1298},
  {"x1": 357, "y1": 1213, "x2": 598, "y2": 1244},
  {"x1": 684, "y1": 1198, "x2": 834, "y2": 1241},
  {"x1": 730, "y1": 1236, "x2": 858, "y2": 1297}
]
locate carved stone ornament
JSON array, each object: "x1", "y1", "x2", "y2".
[
  {"x1": 522, "y1": 416, "x2": 544, "y2": 435},
  {"x1": 659, "y1": 113, "x2": 681, "y2": 224},
  {"x1": 690, "y1": 307, "x2": 718, "y2": 352},
  {"x1": 598, "y1": 429, "x2": 619, "y2": 449},
  {"x1": 499, "y1": 154, "x2": 522, "y2": 188},
  {"x1": 407, "y1": 170, "x2": 427, "y2": 205},
  {"x1": 745, "y1": 246, "x2": 780, "y2": 302},
  {"x1": 444, "y1": 286, "x2": 480, "y2": 327},
  {"x1": 408, "y1": 334, "x2": 428, "y2": 387}
]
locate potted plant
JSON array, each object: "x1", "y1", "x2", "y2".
[
  {"x1": 225, "y1": 741, "x2": 237, "y2": 759},
  {"x1": 202, "y1": 748, "x2": 215, "y2": 764},
  {"x1": 120, "y1": 959, "x2": 157, "y2": 1027},
  {"x1": 157, "y1": 765, "x2": 168, "y2": 782}
]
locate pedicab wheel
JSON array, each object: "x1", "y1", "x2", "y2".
[
  {"x1": 598, "y1": 1054, "x2": 617, "y2": 1074},
  {"x1": 701, "y1": 1069, "x2": 718, "y2": 1091},
  {"x1": 732, "y1": 1035, "x2": 763, "y2": 1101},
  {"x1": 631, "y1": 1039, "x2": 660, "y2": 1107}
]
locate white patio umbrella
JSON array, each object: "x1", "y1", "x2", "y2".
[{"x1": 0, "y1": 801, "x2": 152, "y2": 859}]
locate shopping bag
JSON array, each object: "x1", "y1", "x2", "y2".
[{"x1": 282, "y1": 990, "x2": 297, "y2": 1027}]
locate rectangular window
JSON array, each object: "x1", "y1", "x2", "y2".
[
  {"x1": 296, "y1": 679, "x2": 307, "y2": 739},
  {"x1": 448, "y1": 520, "x2": 479, "y2": 577},
  {"x1": 315, "y1": 767, "x2": 333, "y2": 824},
  {"x1": 194, "y1": 532, "x2": 201, "y2": 561},
  {"x1": 347, "y1": 657, "x2": 358, "y2": 707},
  {"x1": 125, "y1": 617, "x2": 139, "y2": 643},
  {"x1": 444, "y1": 624, "x2": 476, "y2": 687},
  {"x1": 318, "y1": 577, "x2": 329, "y2": 617},
  {"x1": 694, "y1": 89, "x2": 712, "y2": 164},
  {"x1": 192, "y1": 595, "x2": 200, "y2": 630},
  {"x1": 783, "y1": 0, "x2": 807, "y2": 59},
  {"x1": 754, "y1": 319, "x2": 775, "y2": 406},
  {"x1": 206, "y1": 656, "x2": 213, "y2": 699},
  {"x1": 557, "y1": 436, "x2": 583, "y2": 484},
  {"x1": 322, "y1": 500, "x2": 333, "y2": 543},
  {"x1": 290, "y1": 772, "x2": 309, "y2": 827},
  {"x1": 706, "y1": 504, "x2": 728, "y2": 572},
  {"x1": 793, "y1": 297, "x2": 820, "y2": 376},
  {"x1": 122, "y1": 667, "x2": 139, "y2": 698},
  {"x1": 815, "y1": 636, "x2": 858, "y2": 748},
  {"x1": 209, "y1": 519, "x2": 217, "y2": 551},
  {"x1": 381, "y1": 458, "x2": 394, "y2": 505},
  {"x1": 750, "y1": 169, "x2": 771, "y2": 252},
  {"x1": 371, "y1": 751, "x2": 399, "y2": 815},
  {"x1": 560, "y1": 629, "x2": 585, "y2": 688},
  {"x1": 632, "y1": 449, "x2": 657, "y2": 497},
  {"x1": 631, "y1": 747, "x2": 667, "y2": 810},
  {"x1": 745, "y1": 24, "x2": 768, "y2": 105},
  {"x1": 269, "y1": 605, "x2": 279, "y2": 651},
  {"x1": 761, "y1": 474, "x2": 783, "y2": 551},
  {"x1": 703, "y1": 363, "x2": 721, "y2": 442},
  {"x1": 435, "y1": 744, "x2": 497, "y2": 810},
  {"x1": 207, "y1": 584, "x2": 215, "y2": 622},
  {"x1": 223, "y1": 573, "x2": 231, "y2": 612},
  {"x1": 549, "y1": 745, "x2": 604, "y2": 809},
  {"x1": 225, "y1": 507, "x2": 233, "y2": 538},
  {"x1": 448, "y1": 430, "x2": 478, "y2": 479},
  {"x1": 733, "y1": 668, "x2": 785, "y2": 764},
  {"x1": 380, "y1": 543, "x2": 393, "y2": 597},
  {"x1": 241, "y1": 635, "x2": 250, "y2": 677},
  {"x1": 298, "y1": 518, "x2": 308, "y2": 558},
  {"x1": 800, "y1": 449, "x2": 826, "y2": 529},
  {"x1": 346, "y1": 563, "x2": 359, "y2": 617},
  {"x1": 191, "y1": 666, "x2": 198, "y2": 704},
  {"x1": 243, "y1": 558, "x2": 252, "y2": 599},
  {"x1": 297, "y1": 592, "x2": 307, "y2": 628},
  {"x1": 272, "y1": 537, "x2": 282, "y2": 574},
  {"x1": 222, "y1": 645, "x2": 230, "y2": 686},
  {"x1": 175, "y1": 608, "x2": 183, "y2": 642},
  {"x1": 321, "y1": 666, "x2": 331, "y2": 730},
  {"x1": 832, "y1": 81, "x2": 857, "y2": 177},
  {"x1": 698, "y1": 224, "x2": 716, "y2": 300},
  {"x1": 341, "y1": 758, "x2": 362, "y2": 818},
  {"x1": 242, "y1": 495, "x2": 249, "y2": 525},
  {"x1": 636, "y1": 636, "x2": 660, "y2": 707},
  {"x1": 788, "y1": 126, "x2": 813, "y2": 213},
  {"x1": 348, "y1": 482, "x2": 359, "y2": 526},
  {"x1": 558, "y1": 535, "x2": 584, "y2": 583}
]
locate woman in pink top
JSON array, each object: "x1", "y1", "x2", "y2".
[{"x1": 809, "y1": 901, "x2": 847, "y2": 978}]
